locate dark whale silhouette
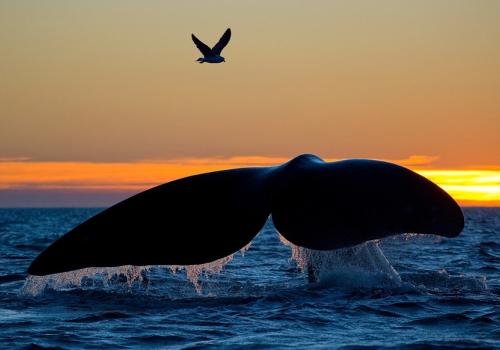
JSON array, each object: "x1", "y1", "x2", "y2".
[{"x1": 28, "y1": 154, "x2": 464, "y2": 276}]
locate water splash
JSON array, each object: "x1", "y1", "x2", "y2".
[
  {"x1": 22, "y1": 265, "x2": 152, "y2": 296},
  {"x1": 170, "y1": 254, "x2": 234, "y2": 293},
  {"x1": 22, "y1": 242, "x2": 252, "y2": 296},
  {"x1": 239, "y1": 241, "x2": 252, "y2": 256},
  {"x1": 168, "y1": 242, "x2": 252, "y2": 293},
  {"x1": 279, "y1": 234, "x2": 402, "y2": 288}
]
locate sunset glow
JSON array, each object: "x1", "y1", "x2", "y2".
[
  {"x1": 419, "y1": 170, "x2": 500, "y2": 206},
  {"x1": 0, "y1": 157, "x2": 498, "y2": 206},
  {"x1": 1, "y1": 2, "x2": 499, "y2": 207}
]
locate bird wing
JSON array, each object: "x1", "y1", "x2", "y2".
[
  {"x1": 191, "y1": 34, "x2": 214, "y2": 57},
  {"x1": 212, "y1": 28, "x2": 231, "y2": 55}
]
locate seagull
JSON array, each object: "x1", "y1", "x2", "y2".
[{"x1": 191, "y1": 28, "x2": 231, "y2": 63}]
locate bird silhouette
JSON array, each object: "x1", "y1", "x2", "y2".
[{"x1": 192, "y1": 28, "x2": 231, "y2": 63}]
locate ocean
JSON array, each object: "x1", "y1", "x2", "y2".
[{"x1": 0, "y1": 207, "x2": 498, "y2": 349}]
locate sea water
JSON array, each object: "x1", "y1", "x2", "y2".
[{"x1": 0, "y1": 207, "x2": 498, "y2": 349}]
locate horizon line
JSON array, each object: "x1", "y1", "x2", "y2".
[{"x1": 0, "y1": 155, "x2": 499, "y2": 207}]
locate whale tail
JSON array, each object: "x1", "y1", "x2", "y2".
[
  {"x1": 28, "y1": 155, "x2": 464, "y2": 276},
  {"x1": 28, "y1": 168, "x2": 273, "y2": 276}
]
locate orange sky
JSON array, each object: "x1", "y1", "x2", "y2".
[
  {"x1": 0, "y1": 1, "x2": 499, "y2": 206},
  {"x1": 0, "y1": 156, "x2": 499, "y2": 207}
]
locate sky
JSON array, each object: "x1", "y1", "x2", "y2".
[{"x1": 0, "y1": 1, "x2": 499, "y2": 206}]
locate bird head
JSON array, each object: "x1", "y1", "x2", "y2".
[{"x1": 222, "y1": 57, "x2": 226, "y2": 62}]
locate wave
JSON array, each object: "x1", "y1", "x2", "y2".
[
  {"x1": 21, "y1": 232, "x2": 488, "y2": 297},
  {"x1": 279, "y1": 236, "x2": 402, "y2": 288}
]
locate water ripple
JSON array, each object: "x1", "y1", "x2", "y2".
[{"x1": 0, "y1": 207, "x2": 497, "y2": 349}]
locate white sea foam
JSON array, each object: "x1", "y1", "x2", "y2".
[
  {"x1": 173, "y1": 254, "x2": 234, "y2": 293},
  {"x1": 402, "y1": 269, "x2": 488, "y2": 292},
  {"x1": 171, "y1": 242, "x2": 252, "y2": 293},
  {"x1": 279, "y1": 234, "x2": 402, "y2": 288},
  {"x1": 22, "y1": 242, "x2": 252, "y2": 296},
  {"x1": 22, "y1": 265, "x2": 152, "y2": 296}
]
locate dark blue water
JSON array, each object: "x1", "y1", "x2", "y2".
[{"x1": 0, "y1": 208, "x2": 498, "y2": 349}]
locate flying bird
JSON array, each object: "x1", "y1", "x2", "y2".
[{"x1": 192, "y1": 28, "x2": 231, "y2": 63}]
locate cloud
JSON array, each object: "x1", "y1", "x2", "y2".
[
  {"x1": 323, "y1": 155, "x2": 440, "y2": 167},
  {"x1": 0, "y1": 157, "x2": 31, "y2": 162},
  {"x1": 389, "y1": 155, "x2": 440, "y2": 167}
]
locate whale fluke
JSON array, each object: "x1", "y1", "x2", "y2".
[
  {"x1": 28, "y1": 154, "x2": 464, "y2": 276},
  {"x1": 271, "y1": 155, "x2": 463, "y2": 250},
  {"x1": 28, "y1": 168, "x2": 272, "y2": 276}
]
